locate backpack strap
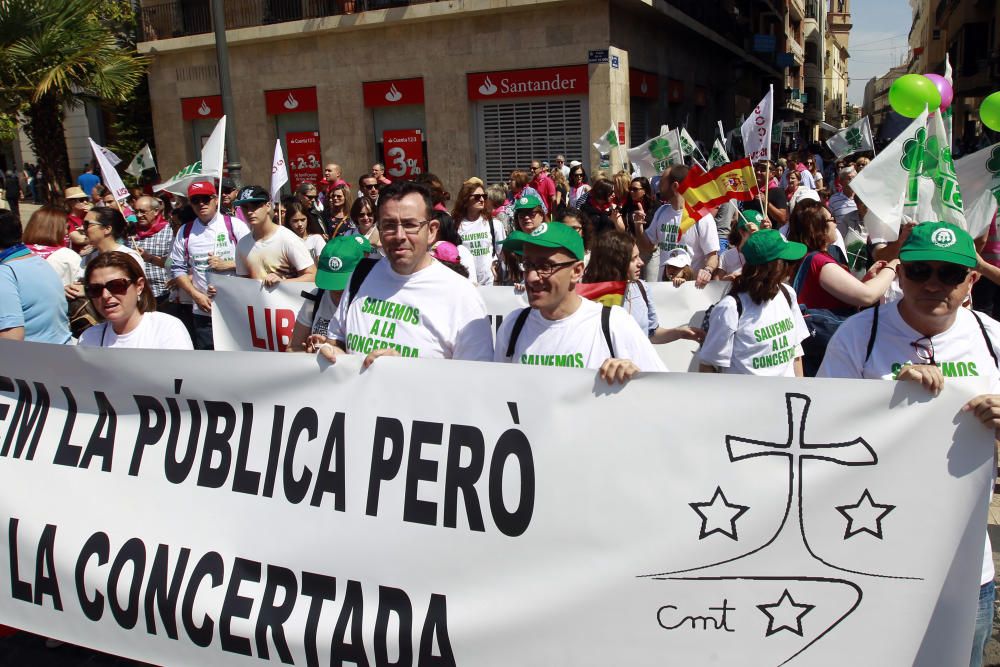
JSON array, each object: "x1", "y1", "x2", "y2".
[
  {"x1": 792, "y1": 251, "x2": 818, "y2": 295},
  {"x1": 601, "y1": 305, "x2": 617, "y2": 358},
  {"x1": 778, "y1": 283, "x2": 792, "y2": 307},
  {"x1": 635, "y1": 280, "x2": 650, "y2": 308},
  {"x1": 732, "y1": 292, "x2": 743, "y2": 319},
  {"x1": 864, "y1": 302, "x2": 880, "y2": 364},
  {"x1": 487, "y1": 216, "x2": 498, "y2": 259},
  {"x1": 505, "y1": 307, "x2": 532, "y2": 360},
  {"x1": 222, "y1": 215, "x2": 238, "y2": 245},
  {"x1": 183, "y1": 220, "x2": 194, "y2": 264},
  {"x1": 301, "y1": 288, "x2": 326, "y2": 324},
  {"x1": 346, "y1": 257, "x2": 379, "y2": 309},
  {"x1": 970, "y1": 309, "x2": 1000, "y2": 368}
]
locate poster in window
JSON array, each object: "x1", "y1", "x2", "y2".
[
  {"x1": 286, "y1": 131, "x2": 322, "y2": 191},
  {"x1": 382, "y1": 129, "x2": 425, "y2": 181}
]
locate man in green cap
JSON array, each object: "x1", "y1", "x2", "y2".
[
  {"x1": 820, "y1": 221, "x2": 1000, "y2": 667},
  {"x1": 495, "y1": 221, "x2": 665, "y2": 383},
  {"x1": 287, "y1": 235, "x2": 371, "y2": 352}
]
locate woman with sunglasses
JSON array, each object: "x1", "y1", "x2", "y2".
[
  {"x1": 806, "y1": 157, "x2": 825, "y2": 197},
  {"x1": 346, "y1": 196, "x2": 382, "y2": 258},
  {"x1": 452, "y1": 180, "x2": 505, "y2": 286},
  {"x1": 567, "y1": 164, "x2": 590, "y2": 208},
  {"x1": 283, "y1": 199, "x2": 327, "y2": 262},
  {"x1": 80, "y1": 207, "x2": 144, "y2": 268},
  {"x1": 78, "y1": 251, "x2": 193, "y2": 349},
  {"x1": 323, "y1": 185, "x2": 350, "y2": 237}
]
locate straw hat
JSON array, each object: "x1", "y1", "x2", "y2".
[{"x1": 64, "y1": 186, "x2": 87, "y2": 200}]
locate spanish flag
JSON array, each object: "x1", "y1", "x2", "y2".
[
  {"x1": 679, "y1": 158, "x2": 760, "y2": 214},
  {"x1": 577, "y1": 280, "x2": 627, "y2": 307}
]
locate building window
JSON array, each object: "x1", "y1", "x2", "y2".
[
  {"x1": 805, "y1": 41, "x2": 819, "y2": 65},
  {"x1": 477, "y1": 99, "x2": 586, "y2": 185}
]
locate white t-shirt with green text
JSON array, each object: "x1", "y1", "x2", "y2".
[
  {"x1": 330, "y1": 259, "x2": 493, "y2": 361},
  {"x1": 818, "y1": 301, "x2": 1000, "y2": 585},
  {"x1": 645, "y1": 204, "x2": 719, "y2": 274},
  {"x1": 459, "y1": 217, "x2": 504, "y2": 286},
  {"x1": 699, "y1": 286, "x2": 809, "y2": 376},
  {"x1": 494, "y1": 298, "x2": 667, "y2": 371}
]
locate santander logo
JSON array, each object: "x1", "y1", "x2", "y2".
[
  {"x1": 640, "y1": 78, "x2": 648, "y2": 95},
  {"x1": 384, "y1": 83, "x2": 402, "y2": 103},
  {"x1": 283, "y1": 93, "x2": 299, "y2": 110},
  {"x1": 197, "y1": 100, "x2": 211, "y2": 116},
  {"x1": 478, "y1": 76, "x2": 498, "y2": 96}
]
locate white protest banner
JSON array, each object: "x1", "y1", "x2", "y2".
[
  {"x1": 956, "y1": 143, "x2": 1000, "y2": 240},
  {"x1": 201, "y1": 115, "x2": 227, "y2": 180},
  {"x1": 825, "y1": 117, "x2": 874, "y2": 159},
  {"x1": 211, "y1": 274, "x2": 725, "y2": 371},
  {"x1": 741, "y1": 86, "x2": 773, "y2": 163},
  {"x1": 627, "y1": 129, "x2": 683, "y2": 179},
  {"x1": 0, "y1": 340, "x2": 993, "y2": 666},
  {"x1": 88, "y1": 138, "x2": 129, "y2": 202},
  {"x1": 270, "y1": 139, "x2": 288, "y2": 204}
]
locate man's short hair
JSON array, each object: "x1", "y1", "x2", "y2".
[
  {"x1": 375, "y1": 181, "x2": 433, "y2": 222},
  {"x1": 0, "y1": 210, "x2": 23, "y2": 248},
  {"x1": 664, "y1": 164, "x2": 689, "y2": 186},
  {"x1": 839, "y1": 167, "x2": 857, "y2": 182}
]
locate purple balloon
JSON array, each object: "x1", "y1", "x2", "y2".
[{"x1": 923, "y1": 73, "x2": 953, "y2": 111}]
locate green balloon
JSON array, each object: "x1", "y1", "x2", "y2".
[
  {"x1": 982, "y1": 92, "x2": 1000, "y2": 132},
  {"x1": 889, "y1": 74, "x2": 942, "y2": 118}
]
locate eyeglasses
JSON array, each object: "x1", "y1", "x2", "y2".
[
  {"x1": 84, "y1": 220, "x2": 107, "y2": 229},
  {"x1": 910, "y1": 336, "x2": 936, "y2": 366},
  {"x1": 357, "y1": 212, "x2": 374, "y2": 219},
  {"x1": 135, "y1": 208, "x2": 153, "y2": 215},
  {"x1": 191, "y1": 195, "x2": 214, "y2": 205},
  {"x1": 902, "y1": 262, "x2": 970, "y2": 286},
  {"x1": 516, "y1": 208, "x2": 544, "y2": 219},
  {"x1": 470, "y1": 193, "x2": 486, "y2": 201},
  {"x1": 378, "y1": 219, "x2": 430, "y2": 236},
  {"x1": 85, "y1": 278, "x2": 133, "y2": 299},
  {"x1": 303, "y1": 194, "x2": 317, "y2": 200},
  {"x1": 519, "y1": 259, "x2": 577, "y2": 278}
]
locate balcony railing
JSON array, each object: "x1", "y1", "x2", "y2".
[{"x1": 139, "y1": 0, "x2": 438, "y2": 41}]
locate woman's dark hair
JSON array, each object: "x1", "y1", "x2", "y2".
[
  {"x1": 23, "y1": 206, "x2": 68, "y2": 247},
  {"x1": 349, "y1": 196, "x2": 374, "y2": 225},
  {"x1": 583, "y1": 231, "x2": 633, "y2": 283},
  {"x1": 327, "y1": 184, "x2": 349, "y2": 210},
  {"x1": 629, "y1": 177, "x2": 656, "y2": 212},
  {"x1": 569, "y1": 164, "x2": 588, "y2": 184},
  {"x1": 731, "y1": 259, "x2": 790, "y2": 305},
  {"x1": 451, "y1": 181, "x2": 487, "y2": 222},
  {"x1": 562, "y1": 207, "x2": 594, "y2": 251},
  {"x1": 90, "y1": 207, "x2": 128, "y2": 241},
  {"x1": 84, "y1": 251, "x2": 156, "y2": 313},
  {"x1": 589, "y1": 179, "x2": 615, "y2": 203},
  {"x1": 0, "y1": 210, "x2": 21, "y2": 248},
  {"x1": 785, "y1": 199, "x2": 828, "y2": 252},
  {"x1": 432, "y1": 211, "x2": 463, "y2": 246},
  {"x1": 283, "y1": 200, "x2": 324, "y2": 236}
]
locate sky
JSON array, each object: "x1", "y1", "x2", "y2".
[{"x1": 845, "y1": 0, "x2": 914, "y2": 107}]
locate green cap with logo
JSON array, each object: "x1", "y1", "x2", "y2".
[
  {"x1": 742, "y1": 229, "x2": 807, "y2": 266},
  {"x1": 899, "y1": 221, "x2": 977, "y2": 268},
  {"x1": 503, "y1": 222, "x2": 585, "y2": 261},
  {"x1": 513, "y1": 192, "x2": 547, "y2": 213},
  {"x1": 735, "y1": 209, "x2": 763, "y2": 231},
  {"x1": 316, "y1": 235, "x2": 372, "y2": 290}
]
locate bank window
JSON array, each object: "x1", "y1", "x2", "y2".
[{"x1": 478, "y1": 99, "x2": 585, "y2": 184}]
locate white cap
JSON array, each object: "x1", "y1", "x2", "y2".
[
  {"x1": 569, "y1": 160, "x2": 582, "y2": 168},
  {"x1": 665, "y1": 248, "x2": 692, "y2": 268}
]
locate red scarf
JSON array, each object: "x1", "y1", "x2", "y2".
[
  {"x1": 26, "y1": 244, "x2": 60, "y2": 259},
  {"x1": 135, "y1": 214, "x2": 169, "y2": 239}
]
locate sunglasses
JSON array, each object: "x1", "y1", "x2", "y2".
[
  {"x1": 85, "y1": 278, "x2": 133, "y2": 299},
  {"x1": 470, "y1": 193, "x2": 486, "y2": 201},
  {"x1": 191, "y1": 195, "x2": 214, "y2": 205},
  {"x1": 363, "y1": 183, "x2": 379, "y2": 190},
  {"x1": 902, "y1": 262, "x2": 970, "y2": 286}
]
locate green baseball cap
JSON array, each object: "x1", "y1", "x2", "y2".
[
  {"x1": 513, "y1": 193, "x2": 546, "y2": 212},
  {"x1": 899, "y1": 221, "x2": 976, "y2": 268},
  {"x1": 316, "y1": 235, "x2": 372, "y2": 290},
  {"x1": 503, "y1": 222, "x2": 585, "y2": 261},
  {"x1": 742, "y1": 229, "x2": 807, "y2": 266},
  {"x1": 736, "y1": 209, "x2": 763, "y2": 231}
]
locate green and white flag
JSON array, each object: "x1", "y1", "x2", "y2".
[
  {"x1": 849, "y1": 109, "x2": 928, "y2": 242},
  {"x1": 125, "y1": 144, "x2": 156, "y2": 178},
  {"x1": 678, "y1": 128, "x2": 697, "y2": 157},
  {"x1": 626, "y1": 129, "x2": 683, "y2": 179},
  {"x1": 910, "y1": 108, "x2": 966, "y2": 229},
  {"x1": 707, "y1": 139, "x2": 730, "y2": 169},
  {"x1": 825, "y1": 117, "x2": 874, "y2": 159},
  {"x1": 592, "y1": 123, "x2": 620, "y2": 155},
  {"x1": 955, "y1": 142, "x2": 1000, "y2": 239},
  {"x1": 153, "y1": 116, "x2": 226, "y2": 197},
  {"x1": 152, "y1": 161, "x2": 206, "y2": 197}
]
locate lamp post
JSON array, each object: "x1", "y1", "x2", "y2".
[{"x1": 210, "y1": 0, "x2": 242, "y2": 185}]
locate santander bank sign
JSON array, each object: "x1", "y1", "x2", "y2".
[{"x1": 467, "y1": 65, "x2": 589, "y2": 101}]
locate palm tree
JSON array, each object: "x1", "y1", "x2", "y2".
[{"x1": 0, "y1": 0, "x2": 148, "y2": 199}]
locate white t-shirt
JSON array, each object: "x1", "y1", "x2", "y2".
[
  {"x1": 698, "y1": 286, "x2": 809, "y2": 376},
  {"x1": 236, "y1": 225, "x2": 314, "y2": 279},
  {"x1": 331, "y1": 259, "x2": 493, "y2": 361},
  {"x1": 719, "y1": 247, "x2": 745, "y2": 276},
  {"x1": 459, "y1": 217, "x2": 504, "y2": 286},
  {"x1": 168, "y1": 213, "x2": 251, "y2": 316},
  {"x1": 303, "y1": 234, "x2": 326, "y2": 262},
  {"x1": 646, "y1": 204, "x2": 719, "y2": 274},
  {"x1": 295, "y1": 290, "x2": 338, "y2": 338},
  {"x1": 78, "y1": 312, "x2": 193, "y2": 350},
  {"x1": 494, "y1": 298, "x2": 667, "y2": 371},
  {"x1": 456, "y1": 245, "x2": 479, "y2": 285},
  {"x1": 46, "y1": 247, "x2": 83, "y2": 286},
  {"x1": 818, "y1": 302, "x2": 1000, "y2": 585}
]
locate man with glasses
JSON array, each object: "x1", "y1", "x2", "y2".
[
  {"x1": 233, "y1": 185, "x2": 316, "y2": 287},
  {"x1": 495, "y1": 222, "x2": 665, "y2": 382},
  {"x1": 819, "y1": 221, "x2": 1000, "y2": 667},
  {"x1": 168, "y1": 180, "x2": 250, "y2": 349},
  {"x1": 219, "y1": 177, "x2": 238, "y2": 217},
  {"x1": 319, "y1": 181, "x2": 492, "y2": 366},
  {"x1": 554, "y1": 155, "x2": 570, "y2": 179},
  {"x1": 529, "y1": 159, "x2": 556, "y2": 215},
  {"x1": 132, "y1": 196, "x2": 174, "y2": 307}
]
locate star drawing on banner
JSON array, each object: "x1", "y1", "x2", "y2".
[
  {"x1": 689, "y1": 486, "x2": 749, "y2": 541},
  {"x1": 757, "y1": 589, "x2": 815, "y2": 637},
  {"x1": 836, "y1": 489, "x2": 895, "y2": 540}
]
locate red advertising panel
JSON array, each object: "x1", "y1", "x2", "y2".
[
  {"x1": 467, "y1": 65, "x2": 588, "y2": 101},
  {"x1": 181, "y1": 95, "x2": 223, "y2": 120},
  {"x1": 286, "y1": 131, "x2": 323, "y2": 191},
  {"x1": 363, "y1": 78, "x2": 425, "y2": 108},
  {"x1": 382, "y1": 130, "x2": 425, "y2": 181},
  {"x1": 629, "y1": 68, "x2": 659, "y2": 100},
  {"x1": 265, "y1": 87, "x2": 318, "y2": 115},
  {"x1": 617, "y1": 122, "x2": 626, "y2": 145}
]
